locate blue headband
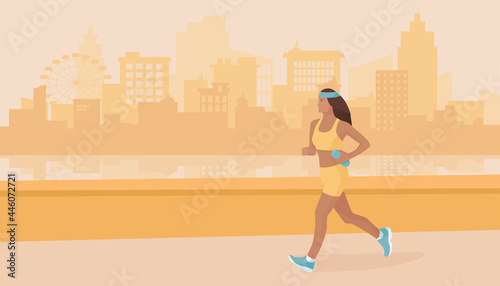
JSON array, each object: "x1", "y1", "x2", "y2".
[{"x1": 319, "y1": 91, "x2": 340, "y2": 98}]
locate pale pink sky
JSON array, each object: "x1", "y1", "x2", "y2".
[{"x1": 0, "y1": 0, "x2": 499, "y2": 126}]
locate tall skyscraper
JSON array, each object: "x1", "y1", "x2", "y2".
[
  {"x1": 398, "y1": 11, "x2": 437, "y2": 120},
  {"x1": 211, "y1": 58, "x2": 258, "y2": 128},
  {"x1": 118, "y1": 52, "x2": 171, "y2": 104},
  {"x1": 349, "y1": 55, "x2": 392, "y2": 100},
  {"x1": 283, "y1": 41, "x2": 344, "y2": 94},
  {"x1": 176, "y1": 16, "x2": 273, "y2": 111},
  {"x1": 78, "y1": 25, "x2": 104, "y2": 66},
  {"x1": 376, "y1": 70, "x2": 408, "y2": 131},
  {"x1": 176, "y1": 16, "x2": 230, "y2": 85},
  {"x1": 184, "y1": 74, "x2": 208, "y2": 112}
]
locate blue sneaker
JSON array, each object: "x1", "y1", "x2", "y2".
[
  {"x1": 288, "y1": 255, "x2": 315, "y2": 272},
  {"x1": 377, "y1": 227, "x2": 393, "y2": 257}
]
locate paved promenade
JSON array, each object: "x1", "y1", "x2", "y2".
[{"x1": 1, "y1": 230, "x2": 498, "y2": 285}]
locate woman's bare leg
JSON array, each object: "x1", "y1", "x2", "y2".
[
  {"x1": 307, "y1": 192, "x2": 339, "y2": 259},
  {"x1": 334, "y1": 192, "x2": 379, "y2": 238}
]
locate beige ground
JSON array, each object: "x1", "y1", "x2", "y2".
[{"x1": 1, "y1": 230, "x2": 499, "y2": 286}]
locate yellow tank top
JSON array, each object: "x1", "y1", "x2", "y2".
[{"x1": 312, "y1": 116, "x2": 343, "y2": 151}]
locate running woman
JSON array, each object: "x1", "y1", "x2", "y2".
[{"x1": 288, "y1": 88, "x2": 392, "y2": 272}]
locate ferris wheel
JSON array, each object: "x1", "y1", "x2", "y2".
[{"x1": 41, "y1": 53, "x2": 110, "y2": 104}]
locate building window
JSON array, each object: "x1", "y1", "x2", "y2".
[
  {"x1": 146, "y1": 98, "x2": 153, "y2": 102},
  {"x1": 126, "y1": 89, "x2": 133, "y2": 95},
  {"x1": 155, "y1": 89, "x2": 163, "y2": 95},
  {"x1": 156, "y1": 72, "x2": 163, "y2": 79},
  {"x1": 136, "y1": 90, "x2": 143, "y2": 96},
  {"x1": 294, "y1": 61, "x2": 298, "y2": 68},
  {"x1": 126, "y1": 64, "x2": 133, "y2": 70},
  {"x1": 156, "y1": 63, "x2": 163, "y2": 70},
  {"x1": 136, "y1": 81, "x2": 143, "y2": 87},
  {"x1": 145, "y1": 72, "x2": 154, "y2": 79},
  {"x1": 136, "y1": 72, "x2": 143, "y2": 78},
  {"x1": 147, "y1": 80, "x2": 154, "y2": 86},
  {"x1": 146, "y1": 63, "x2": 153, "y2": 69},
  {"x1": 146, "y1": 89, "x2": 153, "y2": 95},
  {"x1": 126, "y1": 98, "x2": 133, "y2": 104},
  {"x1": 136, "y1": 64, "x2": 143, "y2": 69},
  {"x1": 126, "y1": 72, "x2": 133, "y2": 78},
  {"x1": 156, "y1": 81, "x2": 163, "y2": 87},
  {"x1": 126, "y1": 81, "x2": 133, "y2": 87}
]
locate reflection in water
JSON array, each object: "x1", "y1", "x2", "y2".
[{"x1": 0, "y1": 155, "x2": 499, "y2": 181}]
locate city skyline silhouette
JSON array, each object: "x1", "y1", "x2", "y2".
[{"x1": 0, "y1": 11, "x2": 499, "y2": 156}]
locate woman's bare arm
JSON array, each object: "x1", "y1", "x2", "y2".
[
  {"x1": 302, "y1": 119, "x2": 319, "y2": 156},
  {"x1": 338, "y1": 121, "x2": 370, "y2": 161}
]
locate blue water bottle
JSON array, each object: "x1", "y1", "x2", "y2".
[{"x1": 331, "y1": 150, "x2": 350, "y2": 167}]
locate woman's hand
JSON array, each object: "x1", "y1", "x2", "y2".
[{"x1": 334, "y1": 150, "x2": 351, "y2": 162}]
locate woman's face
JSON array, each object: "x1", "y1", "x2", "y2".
[{"x1": 318, "y1": 97, "x2": 332, "y2": 113}]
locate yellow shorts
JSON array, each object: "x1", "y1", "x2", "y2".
[{"x1": 320, "y1": 164, "x2": 349, "y2": 197}]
